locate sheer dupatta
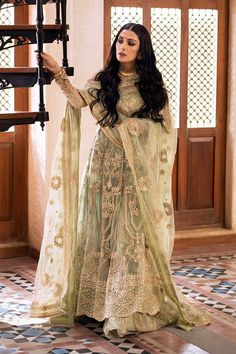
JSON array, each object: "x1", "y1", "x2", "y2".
[
  {"x1": 117, "y1": 111, "x2": 209, "y2": 330},
  {"x1": 30, "y1": 102, "x2": 81, "y2": 322}
]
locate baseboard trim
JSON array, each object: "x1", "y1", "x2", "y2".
[
  {"x1": 28, "y1": 247, "x2": 40, "y2": 260},
  {"x1": 2, "y1": 228, "x2": 235, "y2": 259},
  {"x1": 0, "y1": 242, "x2": 28, "y2": 258},
  {"x1": 174, "y1": 227, "x2": 236, "y2": 250}
]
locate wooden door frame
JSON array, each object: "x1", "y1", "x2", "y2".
[
  {"x1": 0, "y1": 6, "x2": 29, "y2": 257},
  {"x1": 175, "y1": 0, "x2": 229, "y2": 228},
  {"x1": 14, "y1": 6, "x2": 29, "y2": 242}
]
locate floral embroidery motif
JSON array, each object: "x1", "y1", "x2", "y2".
[
  {"x1": 127, "y1": 120, "x2": 143, "y2": 136},
  {"x1": 160, "y1": 149, "x2": 168, "y2": 162},
  {"x1": 163, "y1": 201, "x2": 173, "y2": 215},
  {"x1": 50, "y1": 175, "x2": 62, "y2": 190},
  {"x1": 54, "y1": 227, "x2": 64, "y2": 248},
  {"x1": 138, "y1": 176, "x2": 151, "y2": 191},
  {"x1": 126, "y1": 119, "x2": 148, "y2": 137}
]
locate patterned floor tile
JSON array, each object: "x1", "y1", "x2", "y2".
[
  {"x1": 0, "y1": 324, "x2": 69, "y2": 344},
  {"x1": 177, "y1": 285, "x2": 236, "y2": 317},
  {"x1": 172, "y1": 265, "x2": 226, "y2": 278},
  {"x1": 77, "y1": 317, "x2": 149, "y2": 353},
  {"x1": 112, "y1": 339, "x2": 147, "y2": 353},
  {"x1": 0, "y1": 246, "x2": 236, "y2": 353},
  {"x1": 47, "y1": 350, "x2": 110, "y2": 354},
  {"x1": 0, "y1": 272, "x2": 34, "y2": 292},
  {"x1": 210, "y1": 281, "x2": 236, "y2": 295},
  {"x1": 0, "y1": 346, "x2": 22, "y2": 354},
  {"x1": 47, "y1": 350, "x2": 94, "y2": 354}
]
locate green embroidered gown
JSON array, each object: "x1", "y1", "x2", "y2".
[{"x1": 30, "y1": 69, "x2": 210, "y2": 337}]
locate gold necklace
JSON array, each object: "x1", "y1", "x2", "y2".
[
  {"x1": 119, "y1": 62, "x2": 136, "y2": 76},
  {"x1": 119, "y1": 70, "x2": 136, "y2": 76}
]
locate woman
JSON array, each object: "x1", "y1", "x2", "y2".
[{"x1": 30, "y1": 23, "x2": 209, "y2": 337}]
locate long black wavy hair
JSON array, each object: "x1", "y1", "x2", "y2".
[{"x1": 89, "y1": 23, "x2": 169, "y2": 127}]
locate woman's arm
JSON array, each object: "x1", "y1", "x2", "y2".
[
  {"x1": 54, "y1": 69, "x2": 87, "y2": 109},
  {"x1": 37, "y1": 52, "x2": 87, "y2": 109}
]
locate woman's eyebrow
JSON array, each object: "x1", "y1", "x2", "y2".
[{"x1": 118, "y1": 35, "x2": 138, "y2": 43}]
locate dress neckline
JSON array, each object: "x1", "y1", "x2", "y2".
[{"x1": 118, "y1": 71, "x2": 139, "y2": 83}]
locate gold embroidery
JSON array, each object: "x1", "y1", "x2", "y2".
[
  {"x1": 31, "y1": 301, "x2": 62, "y2": 316},
  {"x1": 74, "y1": 135, "x2": 166, "y2": 320},
  {"x1": 160, "y1": 149, "x2": 168, "y2": 162},
  {"x1": 127, "y1": 120, "x2": 143, "y2": 136},
  {"x1": 50, "y1": 175, "x2": 62, "y2": 190},
  {"x1": 163, "y1": 202, "x2": 173, "y2": 215},
  {"x1": 54, "y1": 227, "x2": 64, "y2": 248},
  {"x1": 138, "y1": 176, "x2": 151, "y2": 192}
]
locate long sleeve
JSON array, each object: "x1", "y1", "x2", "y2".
[{"x1": 54, "y1": 69, "x2": 88, "y2": 109}]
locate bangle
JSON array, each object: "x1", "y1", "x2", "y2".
[{"x1": 54, "y1": 68, "x2": 65, "y2": 79}]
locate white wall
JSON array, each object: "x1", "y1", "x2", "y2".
[
  {"x1": 28, "y1": 0, "x2": 104, "y2": 250},
  {"x1": 225, "y1": 0, "x2": 236, "y2": 230}
]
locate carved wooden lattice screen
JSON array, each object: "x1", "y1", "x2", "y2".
[
  {"x1": 104, "y1": 0, "x2": 228, "y2": 230},
  {"x1": 187, "y1": 9, "x2": 218, "y2": 128},
  {"x1": 151, "y1": 8, "x2": 181, "y2": 127},
  {"x1": 0, "y1": 6, "x2": 14, "y2": 114}
]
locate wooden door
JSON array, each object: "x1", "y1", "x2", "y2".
[
  {"x1": 0, "y1": 6, "x2": 28, "y2": 255},
  {"x1": 104, "y1": 0, "x2": 228, "y2": 230}
]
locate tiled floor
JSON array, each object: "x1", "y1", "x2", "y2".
[{"x1": 1, "y1": 243, "x2": 236, "y2": 354}]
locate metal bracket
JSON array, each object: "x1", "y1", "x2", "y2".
[
  {"x1": 0, "y1": 78, "x2": 12, "y2": 89},
  {"x1": 0, "y1": 35, "x2": 29, "y2": 51}
]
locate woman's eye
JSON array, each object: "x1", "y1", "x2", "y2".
[
  {"x1": 128, "y1": 41, "x2": 135, "y2": 46},
  {"x1": 117, "y1": 38, "x2": 123, "y2": 44}
]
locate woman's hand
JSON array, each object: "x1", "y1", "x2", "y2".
[{"x1": 35, "y1": 51, "x2": 61, "y2": 74}]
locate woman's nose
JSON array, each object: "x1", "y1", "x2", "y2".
[{"x1": 120, "y1": 42, "x2": 127, "y2": 50}]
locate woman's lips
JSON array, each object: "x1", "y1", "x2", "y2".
[{"x1": 118, "y1": 52, "x2": 126, "y2": 56}]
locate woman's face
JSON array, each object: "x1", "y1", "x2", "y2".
[{"x1": 116, "y1": 29, "x2": 140, "y2": 64}]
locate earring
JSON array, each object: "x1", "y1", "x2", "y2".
[{"x1": 137, "y1": 52, "x2": 142, "y2": 60}]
